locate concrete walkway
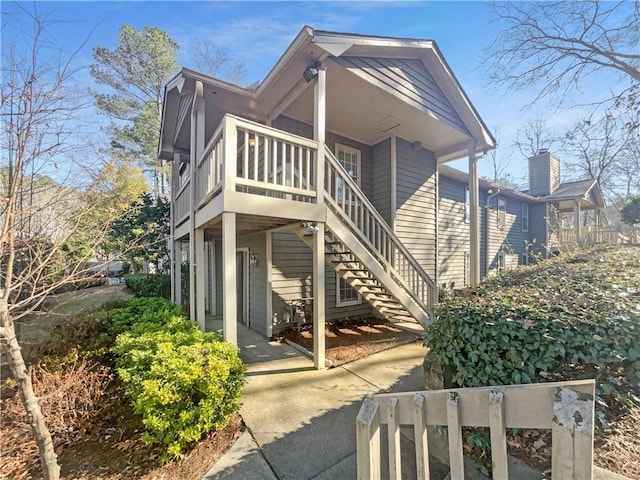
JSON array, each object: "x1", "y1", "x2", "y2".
[{"x1": 203, "y1": 323, "x2": 427, "y2": 480}]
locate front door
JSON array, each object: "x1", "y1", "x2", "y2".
[{"x1": 236, "y1": 249, "x2": 249, "y2": 325}]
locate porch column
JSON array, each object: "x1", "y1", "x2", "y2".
[
  {"x1": 170, "y1": 153, "x2": 179, "y2": 304},
  {"x1": 222, "y1": 212, "x2": 237, "y2": 345},
  {"x1": 194, "y1": 229, "x2": 206, "y2": 330},
  {"x1": 574, "y1": 200, "x2": 581, "y2": 243},
  {"x1": 313, "y1": 221, "x2": 326, "y2": 369},
  {"x1": 188, "y1": 81, "x2": 203, "y2": 321},
  {"x1": 313, "y1": 64, "x2": 326, "y2": 202},
  {"x1": 173, "y1": 240, "x2": 182, "y2": 306},
  {"x1": 468, "y1": 148, "x2": 480, "y2": 285}
]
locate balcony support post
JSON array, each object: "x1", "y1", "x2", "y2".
[
  {"x1": 222, "y1": 212, "x2": 238, "y2": 345},
  {"x1": 314, "y1": 65, "x2": 326, "y2": 202},
  {"x1": 194, "y1": 228, "x2": 206, "y2": 330},
  {"x1": 468, "y1": 147, "x2": 480, "y2": 285},
  {"x1": 171, "y1": 153, "x2": 181, "y2": 305},
  {"x1": 313, "y1": 221, "x2": 326, "y2": 369},
  {"x1": 188, "y1": 80, "x2": 204, "y2": 322}
]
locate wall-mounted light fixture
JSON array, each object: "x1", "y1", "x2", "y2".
[
  {"x1": 303, "y1": 61, "x2": 322, "y2": 83},
  {"x1": 300, "y1": 221, "x2": 320, "y2": 234},
  {"x1": 248, "y1": 136, "x2": 256, "y2": 148},
  {"x1": 250, "y1": 253, "x2": 259, "y2": 266}
]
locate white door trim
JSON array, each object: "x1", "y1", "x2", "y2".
[{"x1": 237, "y1": 247, "x2": 249, "y2": 326}]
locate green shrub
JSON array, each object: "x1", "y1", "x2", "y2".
[
  {"x1": 124, "y1": 273, "x2": 170, "y2": 299},
  {"x1": 425, "y1": 246, "x2": 640, "y2": 429},
  {"x1": 109, "y1": 297, "x2": 244, "y2": 462},
  {"x1": 105, "y1": 297, "x2": 183, "y2": 337}
]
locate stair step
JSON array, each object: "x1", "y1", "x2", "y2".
[
  {"x1": 377, "y1": 304, "x2": 406, "y2": 310},
  {"x1": 360, "y1": 290, "x2": 393, "y2": 296}
]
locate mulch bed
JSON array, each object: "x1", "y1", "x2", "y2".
[{"x1": 275, "y1": 316, "x2": 422, "y2": 367}]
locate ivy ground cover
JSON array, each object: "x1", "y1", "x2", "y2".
[{"x1": 425, "y1": 245, "x2": 640, "y2": 426}]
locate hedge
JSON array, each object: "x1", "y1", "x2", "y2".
[{"x1": 124, "y1": 273, "x2": 171, "y2": 299}]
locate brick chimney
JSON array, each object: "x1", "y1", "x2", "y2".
[{"x1": 528, "y1": 150, "x2": 560, "y2": 196}]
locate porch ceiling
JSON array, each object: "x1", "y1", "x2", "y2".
[
  {"x1": 282, "y1": 61, "x2": 473, "y2": 154},
  {"x1": 202, "y1": 214, "x2": 298, "y2": 238}
]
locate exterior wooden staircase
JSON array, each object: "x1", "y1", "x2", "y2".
[{"x1": 294, "y1": 146, "x2": 436, "y2": 328}]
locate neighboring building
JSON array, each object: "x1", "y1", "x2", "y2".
[
  {"x1": 438, "y1": 150, "x2": 606, "y2": 289},
  {"x1": 157, "y1": 26, "x2": 604, "y2": 367}
]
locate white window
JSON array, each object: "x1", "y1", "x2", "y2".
[
  {"x1": 497, "y1": 251, "x2": 506, "y2": 271},
  {"x1": 335, "y1": 143, "x2": 362, "y2": 306},
  {"x1": 522, "y1": 203, "x2": 529, "y2": 232},
  {"x1": 336, "y1": 275, "x2": 361, "y2": 307},
  {"x1": 336, "y1": 143, "x2": 361, "y2": 184},
  {"x1": 464, "y1": 185, "x2": 470, "y2": 223},
  {"x1": 520, "y1": 252, "x2": 529, "y2": 265},
  {"x1": 497, "y1": 196, "x2": 506, "y2": 229}
]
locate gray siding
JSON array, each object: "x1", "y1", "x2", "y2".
[
  {"x1": 529, "y1": 202, "x2": 551, "y2": 258},
  {"x1": 485, "y1": 194, "x2": 530, "y2": 274},
  {"x1": 371, "y1": 139, "x2": 392, "y2": 224},
  {"x1": 438, "y1": 175, "x2": 470, "y2": 288},
  {"x1": 394, "y1": 138, "x2": 437, "y2": 279},
  {"x1": 331, "y1": 56, "x2": 469, "y2": 134},
  {"x1": 438, "y1": 172, "x2": 540, "y2": 287},
  {"x1": 270, "y1": 232, "x2": 374, "y2": 335}
]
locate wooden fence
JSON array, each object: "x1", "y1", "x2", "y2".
[{"x1": 356, "y1": 379, "x2": 595, "y2": 480}]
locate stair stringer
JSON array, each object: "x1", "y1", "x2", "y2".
[{"x1": 294, "y1": 209, "x2": 432, "y2": 328}]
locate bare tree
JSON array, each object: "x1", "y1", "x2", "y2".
[
  {"x1": 186, "y1": 39, "x2": 247, "y2": 85},
  {"x1": 563, "y1": 112, "x2": 633, "y2": 202},
  {"x1": 486, "y1": 1, "x2": 640, "y2": 112},
  {"x1": 0, "y1": 6, "x2": 107, "y2": 479},
  {"x1": 614, "y1": 133, "x2": 640, "y2": 202},
  {"x1": 513, "y1": 117, "x2": 557, "y2": 159}
]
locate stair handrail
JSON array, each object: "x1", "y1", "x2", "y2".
[{"x1": 323, "y1": 145, "x2": 437, "y2": 311}]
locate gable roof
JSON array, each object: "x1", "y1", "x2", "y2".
[
  {"x1": 542, "y1": 179, "x2": 598, "y2": 201},
  {"x1": 159, "y1": 26, "x2": 495, "y2": 162}
]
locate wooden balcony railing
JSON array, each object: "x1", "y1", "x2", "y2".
[
  {"x1": 195, "y1": 115, "x2": 319, "y2": 209},
  {"x1": 356, "y1": 379, "x2": 595, "y2": 480}
]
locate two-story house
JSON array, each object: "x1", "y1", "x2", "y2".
[{"x1": 158, "y1": 26, "x2": 604, "y2": 368}]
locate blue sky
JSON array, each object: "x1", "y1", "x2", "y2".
[{"x1": 3, "y1": 1, "x2": 616, "y2": 183}]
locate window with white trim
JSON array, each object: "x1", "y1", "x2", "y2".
[
  {"x1": 336, "y1": 143, "x2": 361, "y2": 184},
  {"x1": 520, "y1": 252, "x2": 529, "y2": 265},
  {"x1": 335, "y1": 143, "x2": 361, "y2": 203},
  {"x1": 497, "y1": 251, "x2": 506, "y2": 271},
  {"x1": 522, "y1": 203, "x2": 529, "y2": 232},
  {"x1": 336, "y1": 275, "x2": 361, "y2": 307},
  {"x1": 497, "y1": 196, "x2": 506, "y2": 229},
  {"x1": 335, "y1": 143, "x2": 362, "y2": 306}
]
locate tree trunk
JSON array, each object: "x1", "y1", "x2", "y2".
[{"x1": 0, "y1": 305, "x2": 60, "y2": 480}]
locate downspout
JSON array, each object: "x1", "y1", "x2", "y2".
[{"x1": 485, "y1": 187, "x2": 500, "y2": 277}]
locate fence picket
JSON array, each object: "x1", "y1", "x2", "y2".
[
  {"x1": 412, "y1": 394, "x2": 429, "y2": 480},
  {"x1": 387, "y1": 397, "x2": 401, "y2": 480},
  {"x1": 447, "y1": 392, "x2": 464, "y2": 479},
  {"x1": 489, "y1": 391, "x2": 508, "y2": 479}
]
